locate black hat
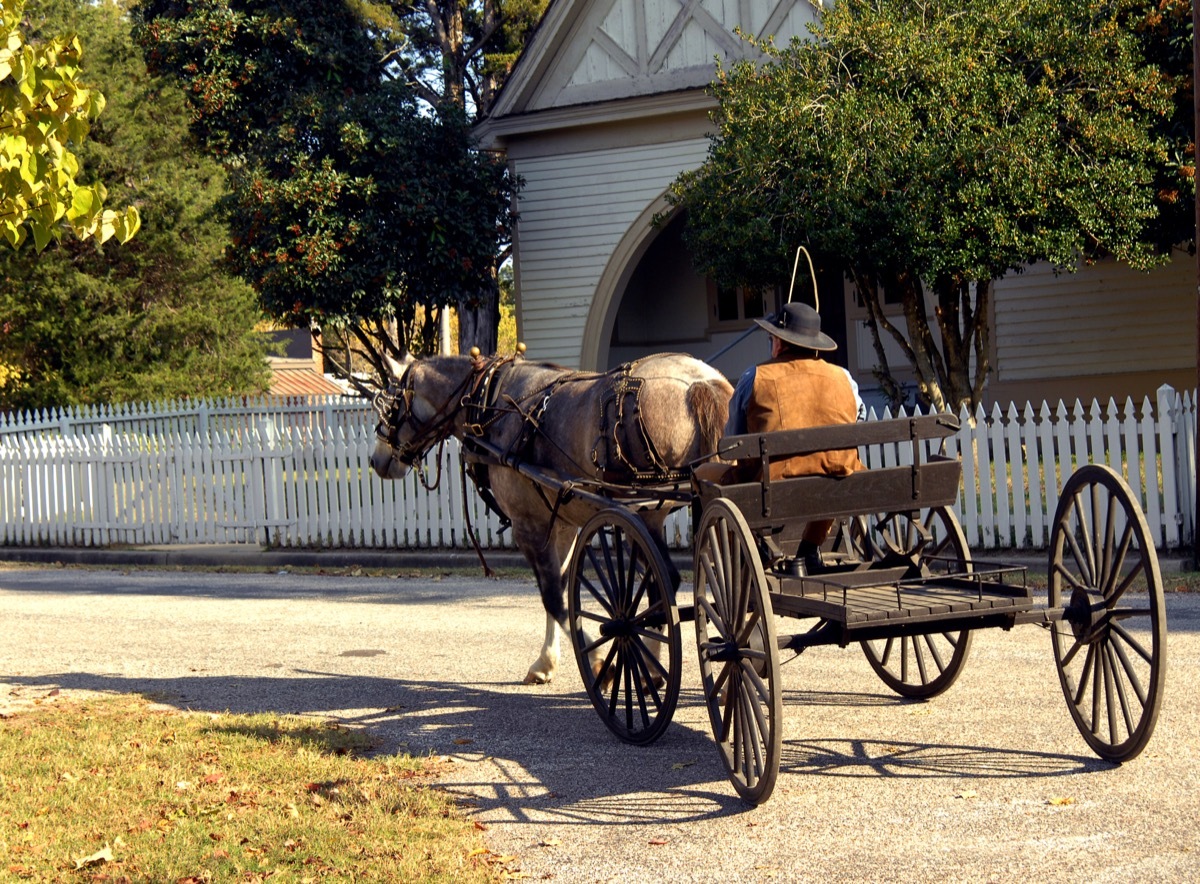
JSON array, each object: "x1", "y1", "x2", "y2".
[{"x1": 754, "y1": 302, "x2": 836, "y2": 351}]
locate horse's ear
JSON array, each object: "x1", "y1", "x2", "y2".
[{"x1": 384, "y1": 353, "x2": 412, "y2": 379}]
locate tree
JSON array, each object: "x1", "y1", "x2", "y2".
[
  {"x1": 0, "y1": 0, "x2": 140, "y2": 250},
  {"x1": 0, "y1": 0, "x2": 271, "y2": 409},
  {"x1": 133, "y1": 1, "x2": 542, "y2": 382},
  {"x1": 670, "y1": 0, "x2": 1191, "y2": 412},
  {"x1": 381, "y1": 1, "x2": 547, "y2": 351}
]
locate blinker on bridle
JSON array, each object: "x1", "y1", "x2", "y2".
[
  {"x1": 373, "y1": 366, "x2": 431, "y2": 467},
  {"x1": 373, "y1": 361, "x2": 478, "y2": 469}
]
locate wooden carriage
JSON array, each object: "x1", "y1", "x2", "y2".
[{"x1": 549, "y1": 414, "x2": 1167, "y2": 804}]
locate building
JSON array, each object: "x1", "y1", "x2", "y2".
[{"x1": 475, "y1": 0, "x2": 1195, "y2": 410}]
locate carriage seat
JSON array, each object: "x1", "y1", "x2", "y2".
[{"x1": 694, "y1": 414, "x2": 963, "y2": 557}]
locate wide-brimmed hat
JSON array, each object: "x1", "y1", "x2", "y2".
[{"x1": 754, "y1": 302, "x2": 837, "y2": 351}]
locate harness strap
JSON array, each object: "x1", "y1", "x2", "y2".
[
  {"x1": 460, "y1": 459, "x2": 496, "y2": 578},
  {"x1": 593, "y1": 358, "x2": 689, "y2": 484}
]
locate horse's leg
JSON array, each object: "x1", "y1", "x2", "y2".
[{"x1": 518, "y1": 522, "x2": 578, "y2": 685}]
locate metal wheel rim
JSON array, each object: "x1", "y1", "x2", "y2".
[
  {"x1": 1048, "y1": 464, "x2": 1166, "y2": 762},
  {"x1": 567, "y1": 508, "x2": 681, "y2": 745},
  {"x1": 693, "y1": 498, "x2": 782, "y2": 804},
  {"x1": 858, "y1": 507, "x2": 974, "y2": 699}
]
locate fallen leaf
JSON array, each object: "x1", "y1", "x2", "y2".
[
  {"x1": 648, "y1": 838, "x2": 668, "y2": 846},
  {"x1": 473, "y1": 821, "x2": 488, "y2": 831},
  {"x1": 670, "y1": 760, "x2": 696, "y2": 771},
  {"x1": 175, "y1": 781, "x2": 192, "y2": 791},
  {"x1": 955, "y1": 789, "x2": 978, "y2": 799},
  {"x1": 72, "y1": 846, "x2": 113, "y2": 870},
  {"x1": 453, "y1": 738, "x2": 475, "y2": 745},
  {"x1": 1048, "y1": 796, "x2": 1075, "y2": 806},
  {"x1": 201, "y1": 773, "x2": 223, "y2": 785},
  {"x1": 539, "y1": 838, "x2": 562, "y2": 847}
]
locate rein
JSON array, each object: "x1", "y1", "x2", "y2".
[{"x1": 373, "y1": 362, "x2": 476, "y2": 485}]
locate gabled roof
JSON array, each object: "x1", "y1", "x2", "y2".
[{"x1": 478, "y1": 0, "x2": 821, "y2": 143}]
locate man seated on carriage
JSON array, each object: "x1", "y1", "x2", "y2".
[{"x1": 696, "y1": 301, "x2": 865, "y2": 574}]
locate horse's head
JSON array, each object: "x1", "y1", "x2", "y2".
[{"x1": 370, "y1": 354, "x2": 472, "y2": 479}]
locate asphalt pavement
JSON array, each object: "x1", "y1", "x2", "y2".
[{"x1": 2, "y1": 552, "x2": 1198, "y2": 882}]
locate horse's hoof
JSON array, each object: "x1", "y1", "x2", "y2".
[{"x1": 523, "y1": 671, "x2": 551, "y2": 685}]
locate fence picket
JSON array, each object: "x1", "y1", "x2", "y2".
[
  {"x1": 1139, "y1": 396, "x2": 1164, "y2": 546},
  {"x1": 990, "y1": 404, "x2": 1010, "y2": 548},
  {"x1": 1020, "y1": 403, "x2": 1041, "y2": 548}
]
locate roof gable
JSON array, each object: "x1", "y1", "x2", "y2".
[{"x1": 490, "y1": 0, "x2": 822, "y2": 118}]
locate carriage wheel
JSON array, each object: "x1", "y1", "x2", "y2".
[
  {"x1": 567, "y1": 508, "x2": 681, "y2": 746},
  {"x1": 858, "y1": 507, "x2": 974, "y2": 699},
  {"x1": 694, "y1": 498, "x2": 782, "y2": 805},
  {"x1": 1049, "y1": 465, "x2": 1166, "y2": 762}
]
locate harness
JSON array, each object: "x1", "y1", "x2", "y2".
[
  {"x1": 592, "y1": 358, "x2": 689, "y2": 484},
  {"x1": 374, "y1": 352, "x2": 691, "y2": 569}
]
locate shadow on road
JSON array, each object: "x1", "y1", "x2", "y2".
[{"x1": 7, "y1": 667, "x2": 1101, "y2": 826}]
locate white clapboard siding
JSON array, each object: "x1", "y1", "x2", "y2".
[
  {"x1": 992, "y1": 258, "x2": 1193, "y2": 382},
  {"x1": 1, "y1": 387, "x2": 1196, "y2": 551},
  {"x1": 513, "y1": 138, "x2": 710, "y2": 367}
]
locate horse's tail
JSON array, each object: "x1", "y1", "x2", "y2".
[{"x1": 688, "y1": 377, "x2": 733, "y2": 457}]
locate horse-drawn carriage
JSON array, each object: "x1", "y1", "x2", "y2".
[{"x1": 372, "y1": 350, "x2": 1167, "y2": 805}]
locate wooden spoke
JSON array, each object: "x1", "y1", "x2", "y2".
[
  {"x1": 859, "y1": 507, "x2": 974, "y2": 699},
  {"x1": 693, "y1": 498, "x2": 782, "y2": 805},
  {"x1": 567, "y1": 508, "x2": 680, "y2": 746},
  {"x1": 1048, "y1": 465, "x2": 1166, "y2": 762}
]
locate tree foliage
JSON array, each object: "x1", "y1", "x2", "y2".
[
  {"x1": 133, "y1": 1, "x2": 541, "y2": 382},
  {"x1": 0, "y1": 0, "x2": 139, "y2": 250},
  {"x1": 670, "y1": 0, "x2": 1191, "y2": 411},
  {"x1": 0, "y1": 0, "x2": 270, "y2": 409}
]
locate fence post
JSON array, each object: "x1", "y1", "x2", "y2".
[{"x1": 1159, "y1": 384, "x2": 1186, "y2": 549}]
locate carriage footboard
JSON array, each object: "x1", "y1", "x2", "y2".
[{"x1": 770, "y1": 562, "x2": 1034, "y2": 643}]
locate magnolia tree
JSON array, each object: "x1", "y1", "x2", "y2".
[
  {"x1": 670, "y1": 0, "x2": 1192, "y2": 412},
  {"x1": 0, "y1": 0, "x2": 139, "y2": 250},
  {"x1": 134, "y1": 1, "x2": 544, "y2": 382}
]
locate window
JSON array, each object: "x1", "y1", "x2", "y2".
[{"x1": 708, "y1": 280, "x2": 778, "y2": 330}]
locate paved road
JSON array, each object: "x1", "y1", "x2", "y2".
[{"x1": 2, "y1": 565, "x2": 1198, "y2": 882}]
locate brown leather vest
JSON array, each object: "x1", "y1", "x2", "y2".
[{"x1": 746, "y1": 355, "x2": 864, "y2": 480}]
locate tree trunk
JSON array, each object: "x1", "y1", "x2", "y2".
[{"x1": 457, "y1": 281, "x2": 499, "y2": 355}]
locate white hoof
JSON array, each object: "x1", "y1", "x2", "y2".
[{"x1": 523, "y1": 668, "x2": 553, "y2": 685}]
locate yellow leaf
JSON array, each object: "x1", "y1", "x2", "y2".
[
  {"x1": 955, "y1": 789, "x2": 977, "y2": 799},
  {"x1": 670, "y1": 759, "x2": 696, "y2": 770},
  {"x1": 1048, "y1": 796, "x2": 1075, "y2": 806}
]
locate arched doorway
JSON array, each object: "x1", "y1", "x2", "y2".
[{"x1": 581, "y1": 197, "x2": 849, "y2": 380}]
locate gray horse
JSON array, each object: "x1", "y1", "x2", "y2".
[{"x1": 370, "y1": 351, "x2": 732, "y2": 685}]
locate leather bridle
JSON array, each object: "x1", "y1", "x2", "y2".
[{"x1": 373, "y1": 363, "x2": 476, "y2": 468}]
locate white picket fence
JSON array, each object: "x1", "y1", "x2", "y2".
[{"x1": 1, "y1": 385, "x2": 1196, "y2": 551}]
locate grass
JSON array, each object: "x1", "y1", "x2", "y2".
[{"x1": 0, "y1": 698, "x2": 501, "y2": 883}]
